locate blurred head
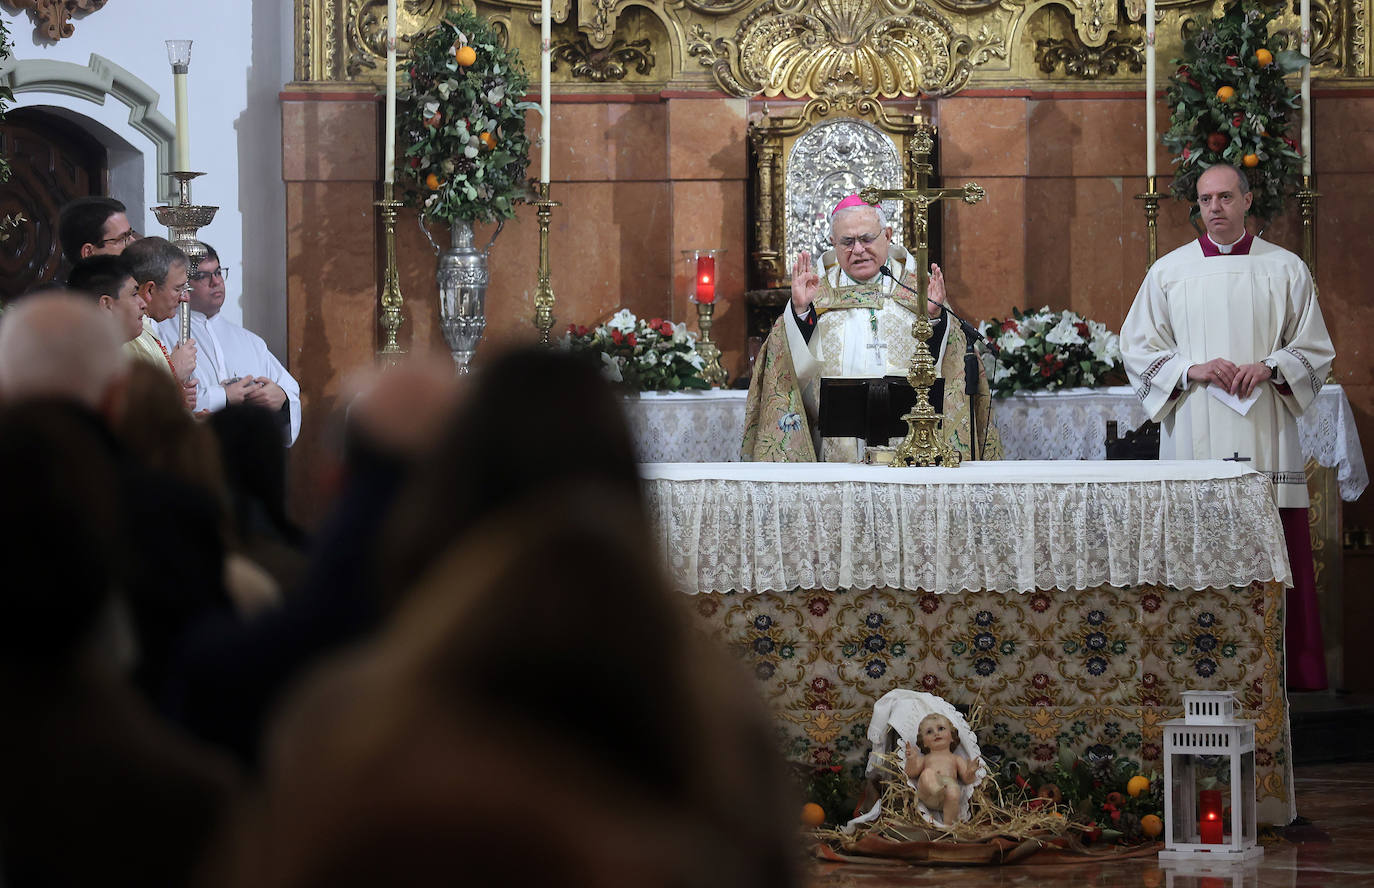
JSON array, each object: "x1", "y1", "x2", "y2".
[
  {"x1": 384, "y1": 347, "x2": 642, "y2": 593},
  {"x1": 0, "y1": 400, "x2": 127, "y2": 663},
  {"x1": 1196, "y1": 163, "x2": 1253, "y2": 244},
  {"x1": 124, "y1": 236, "x2": 190, "y2": 322},
  {"x1": 0, "y1": 292, "x2": 129, "y2": 412},
  {"x1": 67, "y1": 254, "x2": 145, "y2": 342},
  {"x1": 112, "y1": 360, "x2": 226, "y2": 506},
  {"x1": 186, "y1": 243, "x2": 227, "y2": 318},
  {"x1": 59, "y1": 196, "x2": 138, "y2": 262},
  {"x1": 830, "y1": 203, "x2": 892, "y2": 282}
]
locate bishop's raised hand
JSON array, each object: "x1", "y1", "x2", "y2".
[
  {"x1": 791, "y1": 251, "x2": 820, "y2": 314},
  {"x1": 927, "y1": 263, "x2": 948, "y2": 317}
]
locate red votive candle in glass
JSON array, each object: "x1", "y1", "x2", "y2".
[
  {"x1": 695, "y1": 255, "x2": 715, "y2": 303},
  {"x1": 1199, "y1": 812, "x2": 1224, "y2": 844}
]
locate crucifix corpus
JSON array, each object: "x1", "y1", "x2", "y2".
[{"x1": 859, "y1": 130, "x2": 984, "y2": 467}]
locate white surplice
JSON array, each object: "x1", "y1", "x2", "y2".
[
  {"x1": 1120, "y1": 235, "x2": 1334, "y2": 508},
  {"x1": 159, "y1": 312, "x2": 302, "y2": 446}
]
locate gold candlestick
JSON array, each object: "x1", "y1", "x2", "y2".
[
  {"x1": 890, "y1": 308, "x2": 961, "y2": 468},
  {"x1": 376, "y1": 182, "x2": 406, "y2": 363},
  {"x1": 1135, "y1": 175, "x2": 1163, "y2": 269},
  {"x1": 693, "y1": 300, "x2": 729, "y2": 388},
  {"x1": 533, "y1": 182, "x2": 559, "y2": 345},
  {"x1": 1297, "y1": 175, "x2": 1319, "y2": 278}
]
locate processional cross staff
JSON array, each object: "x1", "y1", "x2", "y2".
[{"x1": 858, "y1": 128, "x2": 984, "y2": 467}]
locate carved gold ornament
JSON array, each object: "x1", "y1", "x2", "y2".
[
  {"x1": 8, "y1": 0, "x2": 107, "y2": 41},
  {"x1": 1035, "y1": 30, "x2": 1144, "y2": 80},
  {"x1": 550, "y1": 31, "x2": 655, "y2": 81}
]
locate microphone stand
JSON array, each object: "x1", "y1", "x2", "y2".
[{"x1": 877, "y1": 266, "x2": 998, "y2": 460}]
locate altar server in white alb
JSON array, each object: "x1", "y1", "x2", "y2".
[
  {"x1": 1120, "y1": 162, "x2": 1335, "y2": 689},
  {"x1": 159, "y1": 243, "x2": 302, "y2": 446}
]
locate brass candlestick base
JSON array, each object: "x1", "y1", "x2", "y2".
[
  {"x1": 1297, "y1": 175, "x2": 1319, "y2": 277},
  {"x1": 153, "y1": 170, "x2": 218, "y2": 343},
  {"x1": 693, "y1": 300, "x2": 729, "y2": 388},
  {"x1": 533, "y1": 182, "x2": 559, "y2": 345},
  {"x1": 1135, "y1": 175, "x2": 1163, "y2": 269},
  {"x1": 376, "y1": 182, "x2": 406, "y2": 363},
  {"x1": 891, "y1": 309, "x2": 961, "y2": 468}
]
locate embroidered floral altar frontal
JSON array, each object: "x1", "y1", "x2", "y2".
[{"x1": 642, "y1": 461, "x2": 1297, "y2": 824}]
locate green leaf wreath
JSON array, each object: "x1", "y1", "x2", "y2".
[
  {"x1": 1162, "y1": 1, "x2": 1307, "y2": 222},
  {"x1": 397, "y1": 7, "x2": 538, "y2": 223}
]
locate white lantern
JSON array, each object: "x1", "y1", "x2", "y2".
[{"x1": 1159, "y1": 690, "x2": 1263, "y2": 862}]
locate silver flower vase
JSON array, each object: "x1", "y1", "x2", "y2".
[{"x1": 422, "y1": 216, "x2": 503, "y2": 374}]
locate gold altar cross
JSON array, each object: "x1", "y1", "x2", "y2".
[
  {"x1": 857, "y1": 129, "x2": 985, "y2": 467},
  {"x1": 858, "y1": 129, "x2": 985, "y2": 307}
]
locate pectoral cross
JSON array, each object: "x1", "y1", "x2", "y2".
[
  {"x1": 864, "y1": 338, "x2": 886, "y2": 364},
  {"x1": 858, "y1": 127, "x2": 985, "y2": 306}
]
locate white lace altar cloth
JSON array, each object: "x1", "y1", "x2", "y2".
[
  {"x1": 626, "y1": 385, "x2": 1366, "y2": 501},
  {"x1": 642, "y1": 460, "x2": 1291, "y2": 596}
]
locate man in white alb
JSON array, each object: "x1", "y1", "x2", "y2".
[
  {"x1": 1120, "y1": 162, "x2": 1335, "y2": 689},
  {"x1": 743, "y1": 194, "x2": 999, "y2": 462},
  {"x1": 158, "y1": 244, "x2": 301, "y2": 446}
]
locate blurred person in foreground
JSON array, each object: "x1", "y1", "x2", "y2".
[
  {"x1": 202, "y1": 349, "x2": 800, "y2": 888},
  {"x1": 0, "y1": 400, "x2": 238, "y2": 888}
]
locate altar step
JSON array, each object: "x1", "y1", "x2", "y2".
[{"x1": 1289, "y1": 692, "x2": 1374, "y2": 764}]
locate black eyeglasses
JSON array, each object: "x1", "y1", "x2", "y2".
[
  {"x1": 96, "y1": 228, "x2": 140, "y2": 248},
  {"x1": 188, "y1": 266, "x2": 230, "y2": 282}
]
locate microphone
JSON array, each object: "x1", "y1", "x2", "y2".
[{"x1": 876, "y1": 265, "x2": 1001, "y2": 356}]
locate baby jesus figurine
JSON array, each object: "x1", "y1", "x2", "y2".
[{"x1": 903, "y1": 712, "x2": 980, "y2": 825}]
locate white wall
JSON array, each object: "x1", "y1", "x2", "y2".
[{"x1": 2, "y1": 0, "x2": 292, "y2": 356}]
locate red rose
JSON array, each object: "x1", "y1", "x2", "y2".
[
  {"x1": 1206, "y1": 132, "x2": 1230, "y2": 152},
  {"x1": 648, "y1": 317, "x2": 663, "y2": 328},
  {"x1": 611, "y1": 328, "x2": 623, "y2": 345},
  {"x1": 577, "y1": 325, "x2": 589, "y2": 336},
  {"x1": 626, "y1": 332, "x2": 638, "y2": 347},
  {"x1": 1000, "y1": 319, "x2": 1019, "y2": 332},
  {"x1": 660, "y1": 322, "x2": 674, "y2": 336},
  {"x1": 1074, "y1": 321, "x2": 1089, "y2": 337},
  {"x1": 1232, "y1": 114, "x2": 1244, "y2": 127},
  {"x1": 566, "y1": 323, "x2": 578, "y2": 334},
  {"x1": 1226, "y1": 55, "x2": 1239, "y2": 66}
]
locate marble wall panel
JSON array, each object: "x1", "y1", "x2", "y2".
[
  {"x1": 1028, "y1": 96, "x2": 1171, "y2": 179},
  {"x1": 282, "y1": 99, "x2": 377, "y2": 182},
  {"x1": 671, "y1": 178, "x2": 749, "y2": 383},
  {"x1": 550, "y1": 103, "x2": 668, "y2": 182},
  {"x1": 938, "y1": 177, "x2": 1025, "y2": 324},
  {"x1": 667, "y1": 98, "x2": 749, "y2": 181},
  {"x1": 936, "y1": 97, "x2": 1029, "y2": 177},
  {"x1": 1314, "y1": 96, "x2": 1374, "y2": 173}
]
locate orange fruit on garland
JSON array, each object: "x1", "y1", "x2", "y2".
[
  {"x1": 479, "y1": 131, "x2": 498, "y2": 150},
  {"x1": 1141, "y1": 814, "x2": 1164, "y2": 838},
  {"x1": 801, "y1": 802, "x2": 826, "y2": 827},
  {"x1": 1256, "y1": 48, "x2": 1274, "y2": 67},
  {"x1": 1216, "y1": 85, "x2": 1236, "y2": 103},
  {"x1": 1242, "y1": 153, "x2": 1261, "y2": 168},
  {"x1": 1127, "y1": 775, "x2": 1151, "y2": 797},
  {"x1": 454, "y1": 45, "x2": 477, "y2": 67},
  {"x1": 424, "y1": 172, "x2": 442, "y2": 190}
]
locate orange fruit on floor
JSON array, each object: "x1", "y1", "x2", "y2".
[
  {"x1": 801, "y1": 802, "x2": 826, "y2": 827},
  {"x1": 1141, "y1": 814, "x2": 1164, "y2": 838},
  {"x1": 1243, "y1": 153, "x2": 1261, "y2": 167},
  {"x1": 1256, "y1": 48, "x2": 1274, "y2": 67},
  {"x1": 455, "y1": 45, "x2": 477, "y2": 67},
  {"x1": 479, "y1": 131, "x2": 497, "y2": 149},
  {"x1": 1217, "y1": 85, "x2": 1236, "y2": 102},
  {"x1": 1127, "y1": 775, "x2": 1151, "y2": 797},
  {"x1": 424, "y1": 172, "x2": 441, "y2": 190}
]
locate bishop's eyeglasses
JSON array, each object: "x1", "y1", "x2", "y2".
[{"x1": 836, "y1": 231, "x2": 885, "y2": 250}]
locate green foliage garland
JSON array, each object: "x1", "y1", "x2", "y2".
[
  {"x1": 396, "y1": 7, "x2": 537, "y2": 223},
  {"x1": 0, "y1": 16, "x2": 12, "y2": 183},
  {"x1": 1162, "y1": 1, "x2": 1306, "y2": 221}
]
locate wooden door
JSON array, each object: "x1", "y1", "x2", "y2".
[{"x1": 0, "y1": 107, "x2": 108, "y2": 303}]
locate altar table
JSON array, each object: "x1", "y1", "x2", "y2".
[
  {"x1": 643, "y1": 460, "x2": 1297, "y2": 825},
  {"x1": 626, "y1": 385, "x2": 1368, "y2": 501}
]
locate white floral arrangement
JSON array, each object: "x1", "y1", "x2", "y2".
[
  {"x1": 561, "y1": 309, "x2": 709, "y2": 392},
  {"x1": 978, "y1": 307, "x2": 1126, "y2": 395}
]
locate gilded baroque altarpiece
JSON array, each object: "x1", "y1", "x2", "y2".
[{"x1": 293, "y1": 0, "x2": 1369, "y2": 91}]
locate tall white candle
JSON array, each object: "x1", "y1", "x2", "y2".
[
  {"x1": 1300, "y1": 0, "x2": 1312, "y2": 177},
  {"x1": 1145, "y1": 0, "x2": 1156, "y2": 176},
  {"x1": 384, "y1": 0, "x2": 397, "y2": 185},
  {"x1": 173, "y1": 70, "x2": 190, "y2": 171},
  {"x1": 540, "y1": 0, "x2": 551, "y2": 183}
]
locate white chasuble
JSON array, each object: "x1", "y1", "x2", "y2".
[
  {"x1": 1120, "y1": 236, "x2": 1333, "y2": 508},
  {"x1": 159, "y1": 312, "x2": 303, "y2": 446}
]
